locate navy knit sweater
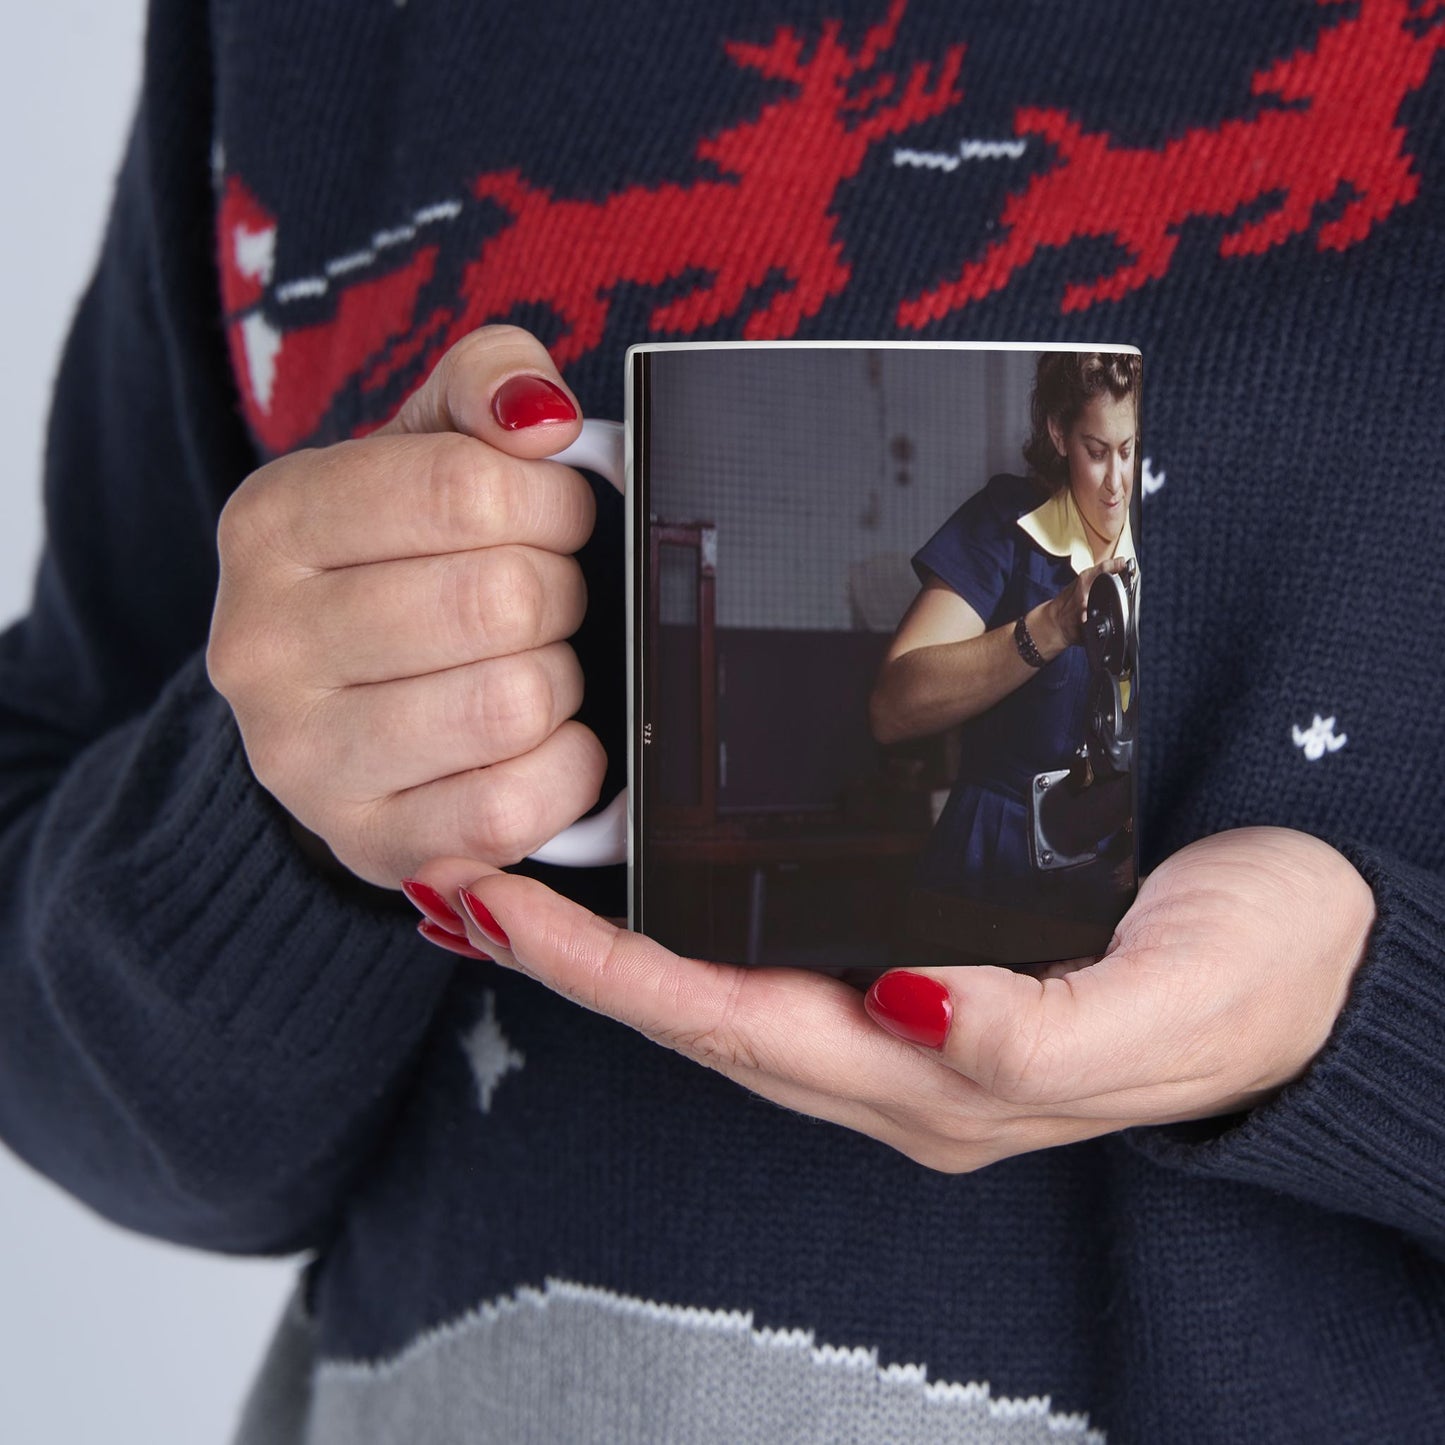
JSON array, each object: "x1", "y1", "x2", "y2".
[{"x1": 2, "y1": 1, "x2": 1444, "y2": 1440}]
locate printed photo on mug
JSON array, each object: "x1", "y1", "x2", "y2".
[{"x1": 623, "y1": 341, "x2": 1141, "y2": 971}]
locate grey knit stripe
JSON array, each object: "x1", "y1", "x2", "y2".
[{"x1": 234, "y1": 1279, "x2": 1106, "y2": 1444}]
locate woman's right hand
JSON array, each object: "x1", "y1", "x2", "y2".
[
  {"x1": 206, "y1": 325, "x2": 605, "y2": 889},
  {"x1": 1045, "y1": 555, "x2": 1131, "y2": 649}
]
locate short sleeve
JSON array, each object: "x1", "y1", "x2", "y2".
[{"x1": 911, "y1": 475, "x2": 1032, "y2": 627}]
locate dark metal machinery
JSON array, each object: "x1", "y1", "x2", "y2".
[{"x1": 1029, "y1": 560, "x2": 1139, "y2": 871}]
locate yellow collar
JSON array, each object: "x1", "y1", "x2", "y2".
[{"x1": 1017, "y1": 487, "x2": 1136, "y2": 575}]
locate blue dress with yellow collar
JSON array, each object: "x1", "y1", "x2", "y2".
[{"x1": 910, "y1": 473, "x2": 1134, "y2": 924}]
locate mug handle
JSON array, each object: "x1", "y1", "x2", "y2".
[{"x1": 526, "y1": 418, "x2": 629, "y2": 868}]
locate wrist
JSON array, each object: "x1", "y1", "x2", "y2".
[{"x1": 1027, "y1": 601, "x2": 1067, "y2": 661}]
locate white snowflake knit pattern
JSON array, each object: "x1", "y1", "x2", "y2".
[
  {"x1": 459, "y1": 991, "x2": 525, "y2": 1114},
  {"x1": 1292, "y1": 714, "x2": 1347, "y2": 760}
]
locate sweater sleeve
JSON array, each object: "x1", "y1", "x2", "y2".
[
  {"x1": 1123, "y1": 842, "x2": 1445, "y2": 1261},
  {"x1": 0, "y1": 0, "x2": 453, "y2": 1254}
]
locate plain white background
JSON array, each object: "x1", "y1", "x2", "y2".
[{"x1": 0, "y1": 4, "x2": 296, "y2": 1440}]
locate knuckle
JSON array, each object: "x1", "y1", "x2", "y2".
[
  {"x1": 557, "y1": 720, "x2": 608, "y2": 806},
  {"x1": 216, "y1": 467, "x2": 272, "y2": 554},
  {"x1": 551, "y1": 643, "x2": 585, "y2": 718},
  {"x1": 458, "y1": 322, "x2": 537, "y2": 360},
  {"x1": 215, "y1": 490, "x2": 265, "y2": 579},
  {"x1": 424, "y1": 433, "x2": 497, "y2": 533},
  {"x1": 478, "y1": 322, "x2": 538, "y2": 347},
  {"x1": 460, "y1": 719, "x2": 603, "y2": 863},
  {"x1": 647, "y1": 971, "x2": 757, "y2": 1075},
  {"x1": 206, "y1": 630, "x2": 254, "y2": 700},
  {"x1": 438, "y1": 326, "x2": 547, "y2": 416},
  {"x1": 214, "y1": 490, "x2": 249, "y2": 566},
  {"x1": 571, "y1": 714, "x2": 606, "y2": 761},
  {"x1": 555, "y1": 706, "x2": 594, "y2": 774},
  {"x1": 433, "y1": 329, "x2": 487, "y2": 398},
  {"x1": 675, "y1": 1026, "x2": 762, "y2": 1075},
  {"x1": 556, "y1": 557, "x2": 588, "y2": 636},
  {"x1": 470, "y1": 552, "x2": 577, "y2": 656},
  {"x1": 204, "y1": 618, "x2": 242, "y2": 695},
  {"x1": 517, "y1": 651, "x2": 557, "y2": 725},
  {"x1": 206, "y1": 608, "x2": 291, "y2": 700},
  {"x1": 502, "y1": 653, "x2": 557, "y2": 734},
  {"x1": 427, "y1": 440, "x2": 534, "y2": 549},
  {"x1": 345, "y1": 796, "x2": 406, "y2": 885},
  {"x1": 468, "y1": 771, "x2": 546, "y2": 864},
  {"x1": 217, "y1": 454, "x2": 310, "y2": 570},
  {"x1": 660, "y1": 973, "x2": 757, "y2": 1073},
  {"x1": 445, "y1": 324, "x2": 519, "y2": 368},
  {"x1": 570, "y1": 922, "x2": 635, "y2": 1018},
  {"x1": 481, "y1": 654, "x2": 555, "y2": 753},
  {"x1": 488, "y1": 547, "x2": 546, "y2": 649}
]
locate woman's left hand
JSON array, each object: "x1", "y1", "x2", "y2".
[{"x1": 407, "y1": 828, "x2": 1375, "y2": 1171}]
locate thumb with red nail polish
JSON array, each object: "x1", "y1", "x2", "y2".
[
  {"x1": 492, "y1": 373, "x2": 579, "y2": 431},
  {"x1": 377, "y1": 324, "x2": 582, "y2": 460},
  {"x1": 864, "y1": 971, "x2": 953, "y2": 1050}
]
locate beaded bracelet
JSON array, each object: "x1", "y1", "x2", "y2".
[{"x1": 1014, "y1": 613, "x2": 1046, "y2": 669}]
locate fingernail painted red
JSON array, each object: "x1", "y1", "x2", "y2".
[
  {"x1": 864, "y1": 971, "x2": 952, "y2": 1050},
  {"x1": 417, "y1": 919, "x2": 493, "y2": 961},
  {"x1": 401, "y1": 879, "x2": 466, "y2": 936},
  {"x1": 491, "y1": 374, "x2": 577, "y2": 430},
  {"x1": 458, "y1": 889, "x2": 511, "y2": 950}
]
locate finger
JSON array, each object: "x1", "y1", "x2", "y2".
[
  {"x1": 304, "y1": 641, "x2": 583, "y2": 796},
  {"x1": 446, "y1": 871, "x2": 949, "y2": 1106},
  {"x1": 416, "y1": 919, "x2": 494, "y2": 960},
  {"x1": 239, "y1": 438, "x2": 596, "y2": 571},
  {"x1": 400, "y1": 875, "x2": 471, "y2": 937},
  {"x1": 413, "y1": 861, "x2": 901, "y2": 1121},
  {"x1": 377, "y1": 324, "x2": 583, "y2": 459},
  {"x1": 294, "y1": 545, "x2": 586, "y2": 685},
  {"x1": 372, "y1": 719, "x2": 608, "y2": 875},
  {"x1": 409, "y1": 862, "x2": 910, "y2": 1132},
  {"x1": 1080, "y1": 557, "x2": 1128, "y2": 591}
]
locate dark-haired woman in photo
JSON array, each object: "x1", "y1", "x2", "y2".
[{"x1": 870, "y1": 351, "x2": 1140, "y2": 928}]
